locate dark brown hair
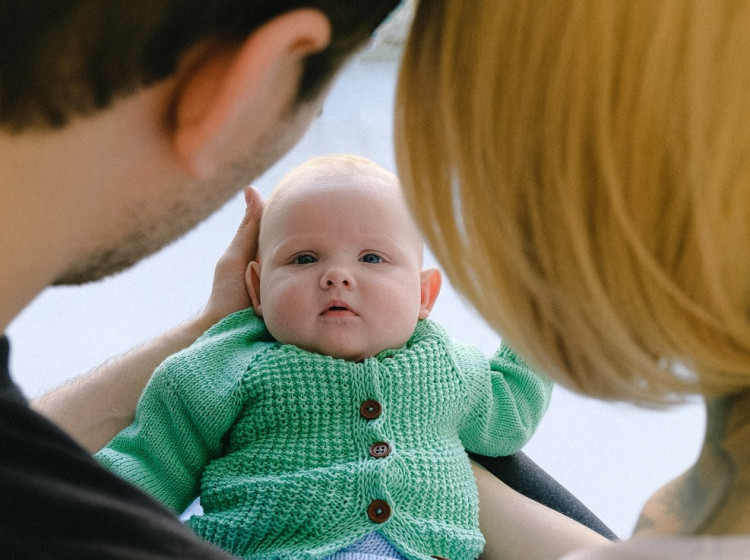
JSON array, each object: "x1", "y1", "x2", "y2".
[{"x1": 0, "y1": 0, "x2": 400, "y2": 130}]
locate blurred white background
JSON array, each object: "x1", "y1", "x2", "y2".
[{"x1": 7, "y1": 14, "x2": 704, "y2": 540}]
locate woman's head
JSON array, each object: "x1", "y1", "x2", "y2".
[{"x1": 396, "y1": 0, "x2": 750, "y2": 404}]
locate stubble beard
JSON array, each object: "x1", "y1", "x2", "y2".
[
  {"x1": 52, "y1": 86, "x2": 328, "y2": 287},
  {"x1": 53, "y1": 121, "x2": 300, "y2": 286}
]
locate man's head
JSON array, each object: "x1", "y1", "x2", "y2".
[
  {"x1": 247, "y1": 154, "x2": 442, "y2": 362},
  {"x1": 0, "y1": 1, "x2": 400, "y2": 131},
  {"x1": 1, "y1": 1, "x2": 401, "y2": 291}
]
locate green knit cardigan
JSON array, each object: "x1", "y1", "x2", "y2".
[{"x1": 97, "y1": 308, "x2": 552, "y2": 560}]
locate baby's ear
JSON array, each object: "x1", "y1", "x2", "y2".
[
  {"x1": 418, "y1": 268, "x2": 442, "y2": 319},
  {"x1": 246, "y1": 261, "x2": 263, "y2": 316}
]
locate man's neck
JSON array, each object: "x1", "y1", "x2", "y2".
[
  {"x1": 0, "y1": 128, "x2": 77, "y2": 332},
  {"x1": 635, "y1": 389, "x2": 750, "y2": 535},
  {"x1": 0, "y1": 79, "x2": 177, "y2": 334}
]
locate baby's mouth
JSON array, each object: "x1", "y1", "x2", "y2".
[{"x1": 321, "y1": 301, "x2": 357, "y2": 316}]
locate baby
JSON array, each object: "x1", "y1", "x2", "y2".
[{"x1": 97, "y1": 154, "x2": 552, "y2": 560}]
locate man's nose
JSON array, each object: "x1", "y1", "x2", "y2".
[{"x1": 320, "y1": 267, "x2": 354, "y2": 288}]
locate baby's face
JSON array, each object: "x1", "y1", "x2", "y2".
[{"x1": 249, "y1": 168, "x2": 434, "y2": 362}]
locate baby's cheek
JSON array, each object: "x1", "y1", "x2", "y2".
[{"x1": 264, "y1": 295, "x2": 308, "y2": 344}]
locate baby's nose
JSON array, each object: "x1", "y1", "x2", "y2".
[{"x1": 321, "y1": 268, "x2": 353, "y2": 288}]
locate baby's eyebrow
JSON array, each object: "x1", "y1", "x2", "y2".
[{"x1": 269, "y1": 237, "x2": 312, "y2": 253}]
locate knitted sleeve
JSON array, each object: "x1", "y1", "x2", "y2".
[
  {"x1": 96, "y1": 308, "x2": 268, "y2": 514},
  {"x1": 455, "y1": 341, "x2": 553, "y2": 457}
]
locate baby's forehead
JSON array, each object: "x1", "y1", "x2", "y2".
[
  {"x1": 265, "y1": 157, "x2": 404, "y2": 221},
  {"x1": 259, "y1": 156, "x2": 423, "y2": 255},
  {"x1": 274, "y1": 157, "x2": 399, "y2": 198}
]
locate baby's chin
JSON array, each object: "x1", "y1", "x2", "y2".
[
  {"x1": 312, "y1": 346, "x2": 371, "y2": 363},
  {"x1": 310, "y1": 340, "x2": 414, "y2": 363},
  {"x1": 276, "y1": 329, "x2": 411, "y2": 363},
  {"x1": 291, "y1": 340, "x2": 376, "y2": 363}
]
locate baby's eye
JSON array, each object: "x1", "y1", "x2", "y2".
[
  {"x1": 360, "y1": 253, "x2": 383, "y2": 264},
  {"x1": 293, "y1": 254, "x2": 317, "y2": 265}
]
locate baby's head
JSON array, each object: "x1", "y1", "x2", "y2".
[{"x1": 247, "y1": 154, "x2": 441, "y2": 362}]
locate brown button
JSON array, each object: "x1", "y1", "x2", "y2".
[
  {"x1": 367, "y1": 499, "x2": 391, "y2": 523},
  {"x1": 432, "y1": 557, "x2": 450, "y2": 560},
  {"x1": 369, "y1": 441, "x2": 391, "y2": 458},
  {"x1": 360, "y1": 399, "x2": 382, "y2": 420}
]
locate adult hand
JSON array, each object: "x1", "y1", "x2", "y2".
[{"x1": 199, "y1": 186, "x2": 264, "y2": 328}]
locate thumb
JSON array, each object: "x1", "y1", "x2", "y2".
[
  {"x1": 200, "y1": 185, "x2": 264, "y2": 326},
  {"x1": 229, "y1": 185, "x2": 263, "y2": 263},
  {"x1": 215, "y1": 185, "x2": 264, "y2": 272}
]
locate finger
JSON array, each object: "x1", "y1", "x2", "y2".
[
  {"x1": 228, "y1": 186, "x2": 264, "y2": 261},
  {"x1": 238, "y1": 185, "x2": 263, "y2": 233}
]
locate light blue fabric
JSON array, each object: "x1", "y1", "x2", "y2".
[{"x1": 324, "y1": 533, "x2": 406, "y2": 560}]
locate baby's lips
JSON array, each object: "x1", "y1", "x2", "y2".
[{"x1": 320, "y1": 300, "x2": 357, "y2": 316}]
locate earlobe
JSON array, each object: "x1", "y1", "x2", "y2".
[
  {"x1": 172, "y1": 8, "x2": 331, "y2": 179},
  {"x1": 418, "y1": 268, "x2": 442, "y2": 319},
  {"x1": 246, "y1": 261, "x2": 264, "y2": 316}
]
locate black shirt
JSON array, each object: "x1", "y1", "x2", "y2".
[{"x1": 0, "y1": 336, "x2": 234, "y2": 559}]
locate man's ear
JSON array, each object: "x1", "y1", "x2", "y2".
[
  {"x1": 173, "y1": 8, "x2": 331, "y2": 178},
  {"x1": 246, "y1": 261, "x2": 264, "y2": 316},
  {"x1": 418, "y1": 268, "x2": 442, "y2": 319}
]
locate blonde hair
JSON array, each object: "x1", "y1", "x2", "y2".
[{"x1": 395, "y1": 0, "x2": 750, "y2": 404}]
